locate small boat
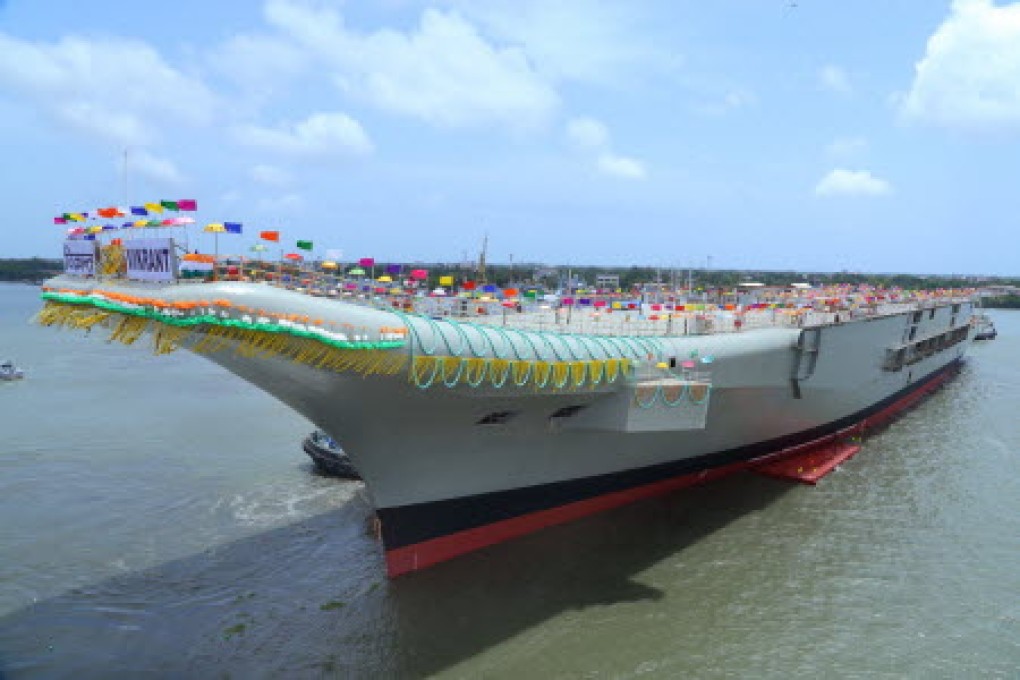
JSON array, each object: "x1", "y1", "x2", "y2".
[
  {"x1": 302, "y1": 430, "x2": 361, "y2": 479},
  {"x1": 0, "y1": 360, "x2": 24, "y2": 381},
  {"x1": 972, "y1": 313, "x2": 997, "y2": 340}
]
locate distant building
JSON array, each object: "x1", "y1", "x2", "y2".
[{"x1": 595, "y1": 274, "x2": 620, "y2": 290}]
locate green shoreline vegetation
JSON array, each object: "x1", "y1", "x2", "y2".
[
  {"x1": 981, "y1": 295, "x2": 1020, "y2": 309},
  {"x1": 3, "y1": 257, "x2": 1018, "y2": 299},
  {"x1": 0, "y1": 258, "x2": 62, "y2": 283}
]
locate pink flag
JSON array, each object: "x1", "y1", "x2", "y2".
[
  {"x1": 54, "y1": 217, "x2": 67, "y2": 224},
  {"x1": 359, "y1": 257, "x2": 375, "y2": 267},
  {"x1": 177, "y1": 199, "x2": 198, "y2": 211}
]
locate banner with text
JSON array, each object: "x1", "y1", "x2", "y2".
[
  {"x1": 125, "y1": 238, "x2": 177, "y2": 282},
  {"x1": 63, "y1": 240, "x2": 98, "y2": 277}
]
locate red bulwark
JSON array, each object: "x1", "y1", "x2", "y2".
[
  {"x1": 384, "y1": 463, "x2": 743, "y2": 577},
  {"x1": 752, "y1": 441, "x2": 861, "y2": 484}
]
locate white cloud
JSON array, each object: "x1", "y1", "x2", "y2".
[
  {"x1": 0, "y1": 33, "x2": 217, "y2": 146},
  {"x1": 693, "y1": 89, "x2": 756, "y2": 116},
  {"x1": 250, "y1": 164, "x2": 292, "y2": 187},
  {"x1": 210, "y1": 34, "x2": 308, "y2": 103},
  {"x1": 449, "y1": 0, "x2": 663, "y2": 85},
  {"x1": 597, "y1": 153, "x2": 646, "y2": 180},
  {"x1": 901, "y1": 0, "x2": 1020, "y2": 129},
  {"x1": 264, "y1": 1, "x2": 558, "y2": 130},
  {"x1": 256, "y1": 192, "x2": 304, "y2": 212},
  {"x1": 130, "y1": 149, "x2": 185, "y2": 185},
  {"x1": 234, "y1": 112, "x2": 373, "y2": 158},
  {"x1": 819, "y1": 65, "x2": 852, "y2": 96},
  {"x1": 825, "y1": 136, "x2": 869, "y2": 158},
  {"x1": 565, "y1": 116, "x2": 646, "y2": 180},
  {"x1": 566, "y1": 117, "x2": 609, "y2": 150},
  {"x1": 814, "y1": 168, "x2": 892, "y2": 197}
]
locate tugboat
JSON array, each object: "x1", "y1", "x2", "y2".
[
  {"x1": 302, "y1": 430, "x2": 361, "y2": 479},
  {"x1": 972, "y1": 313, "x2": 997, "y2": 340},
  {"x1": 0, "y1": 360, "x2": 24, "y2": 381}
]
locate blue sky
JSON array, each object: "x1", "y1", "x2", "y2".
[{"x1": 1, "y1": 0, "x2": 1019, "y2": 274}]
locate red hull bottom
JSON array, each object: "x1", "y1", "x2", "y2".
[{"x1": 385, "y1": 363, "x2": 960, "y2": 577}]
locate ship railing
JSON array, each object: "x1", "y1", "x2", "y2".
[{"x1": 78, "y1": 268, "x2": 975, "y2": 336}]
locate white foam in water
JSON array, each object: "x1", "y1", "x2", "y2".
[{"x1": 225, "y1": 482, "x2": 361, "y2": 528}]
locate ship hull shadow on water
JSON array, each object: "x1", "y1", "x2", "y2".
[{"x1": 0, "y1": 473, "x2": 787, "y2": 678}]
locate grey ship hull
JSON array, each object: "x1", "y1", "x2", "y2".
[
  {"x1": 195, "y1": 295, "x2": 971, "y2": 575},
  {"x1": 41, "y1": 277, "x2": 973, "y2": 575}
]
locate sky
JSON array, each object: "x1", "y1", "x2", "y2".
[{"x1": 1, "y1": 0, "x2": 1019, "y2": 275}]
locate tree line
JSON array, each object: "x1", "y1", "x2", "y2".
[
  {"x1": 0, "y1": 258, "x2": 62, "y2": 283},
  {"x1": 3, "y1": 256, "x2": 1018, "y2": 292}
]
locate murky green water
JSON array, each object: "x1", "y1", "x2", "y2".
[{"x1": 2, "y1": 283, "x2": 1018, "y2": 678}]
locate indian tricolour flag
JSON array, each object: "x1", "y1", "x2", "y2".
[{"x1": 180, "y1": 253, "x2": 215, "y2": 280}]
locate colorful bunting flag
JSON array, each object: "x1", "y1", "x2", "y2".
[
  {"x1": 358, "y1": 257, "x2": 375, "y2": 267},
  {"x1": 177, "y1": 199, "x2": 198, "y2": 211},
  {"x1": 204, "y1": 223, "x2": 226, "y2": 233},
  {"x1": 224, "y1": 222, "x2": 242, "y2": 234},
  {"x1": 144, "y1": 202, "x2": 164, "y2": 214},
  {"x1": 131, "y1": 206, "x2": 148, "y2": 216},
  {"x1": 160, "y1": 200, "x2": 179, "y2": 211},
  {"x1": 260, "y1": 230, "x2": 280, "y2": 242},
  {"x1": 296, "y1": 240, "x2": 313, "y2": 250},
  {"x1": 54, "y1": 217, "x2": 67, "y2": 225}
]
